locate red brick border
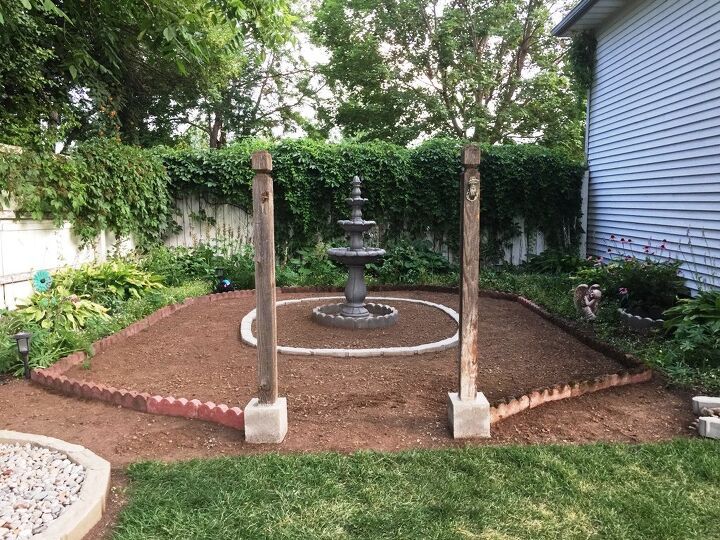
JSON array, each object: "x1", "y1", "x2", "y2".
[{"x1": 30, "y1": 285, "x2": 653, "y2": 430}]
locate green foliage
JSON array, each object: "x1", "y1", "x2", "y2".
[
  {"x1": 369, "y1": 239, "x2": 457, "y2": 285},
  {"x1": 0, "y1": 0, "x2": 295, "y2": 148},
  {"x1": 0, "y1": 281, "x2": 210, "y2": 375},
  {"x1": 140, "y1": 242, "x2": 255, "y2": 289},
  {"x1": 54, "y1": 260, "x2": 163, "y2": 312},
  {"x1": 575, "y1": 258, "x2": 688, "y2": 318},
  {"x1": 0, "y1": 138, "x2": 173, "y2": 244},
  {"x1": 276, "y1": 243, "x2": 345, "y2": 287},
  {"x1": 311, "y1": 0, "x2": 584, "y2": 155},
  {"x1": 569, "y1": 31, "x2": 597, "y2": 94},
  {"x1": 12, "y1": 286, "x2": 110, "y2": 333},
  {"x1": 164, "y1": 138, "x2": 585, "y2": 261},
  {"x1": 521, "y1": 248, "x2": 592, "y2": 274},
  {"x1": 663, "y1": 291, "x2": 720, "y2": 369},
  {"x1": 479, "y1": 269, "x2": 576, "y2": 319},
  {"x1": 116, "y1": 440, "x2": 720, "y2": 540}
]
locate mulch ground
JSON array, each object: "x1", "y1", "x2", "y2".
[{"x1": 0, "y1": 290, "x2": 698, "y2": 538}]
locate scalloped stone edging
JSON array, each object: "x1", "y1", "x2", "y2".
[
  {"x1": 29, "y1": 285, "x2": 653, "y2": 431},
  {"x1": 0, "y1": 430, "x2": 110, "y2": 540},
  {"x1": 617, "y1": 307, "x2": 664, "y2": 334},
  {"x1": 241, "y1": 296, "x2": 459, "y2": 357}
]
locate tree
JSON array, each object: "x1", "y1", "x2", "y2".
[
  {"x1": 312, "y1": 0, "x2": 584, "y2": 154},
  {"x1": 0, "y1": 0, "x2": 295, "y2": 148}
]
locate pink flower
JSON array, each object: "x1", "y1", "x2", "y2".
[
  {"x1": 621, "y1": 237, "x2": 626, "y2": 242},
  {"x1": 618, "y1": 287, "x2": 628, "y2": 295},
  {"x1": 610, "y1": 234, "x2": 616, "y2": 240}
]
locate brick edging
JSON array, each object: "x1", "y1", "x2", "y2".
[
  {"x1": 31, "y1": 289, "x2": 257, "y2": 431},
  {"x1": 31, "y1": 285, "x2": 653, "y2": 430}
]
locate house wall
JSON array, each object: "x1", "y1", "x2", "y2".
[{"x1": 587, "y1": 0, "x2": 720, "y2": 292}]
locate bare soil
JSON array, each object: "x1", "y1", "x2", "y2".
[
  {"x1": 260, "y1": 296, "x2": 457, "y2": 348},
  {"x1": 0, "y1": 291, "x2": 697, "y2": 538}
]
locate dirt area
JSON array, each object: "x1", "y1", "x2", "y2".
[
  {"x1": 63, "y1": 291, "x2": 625, "y2": 407},
  {"x1": 261, "y1": 296, "x2": 457, "y2": 348},
  {"x1": 0, "y1": 290, "x2": 697, "y2": 538}
]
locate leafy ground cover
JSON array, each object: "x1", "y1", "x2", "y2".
[{"x1": 114, "y1": 440, "x2": 720, "y2": 540}]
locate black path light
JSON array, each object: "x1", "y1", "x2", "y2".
[{"x1": 12, "y1": 331, "x2": 31, "y2": 379}]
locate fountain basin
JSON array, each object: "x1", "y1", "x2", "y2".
[
  {"x1": 328, "y1": 247, "x2": 386, "y2": 266},
  {"x1": 337, "y1": 220, "x2": 376, "y2": 234},
  {"x1": 312, "y1": 302, "x2": 399, "y2": 329}
]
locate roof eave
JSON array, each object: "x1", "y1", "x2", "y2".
[{"x1": 552, "y1": 0, "x2": 602, "y2": 37}]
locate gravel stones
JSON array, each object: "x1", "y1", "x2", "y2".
[{"x1": 0, "y1": 443, "x2": 85, "y2": 539}]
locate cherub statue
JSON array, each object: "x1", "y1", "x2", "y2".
[{"x1": 574, "y1": 283, "x2": 602, "y2": 320}]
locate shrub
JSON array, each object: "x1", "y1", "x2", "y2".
[
  {"x1": 12, "y1": 286, "x2": 110, "y2": 333},
  {"x1": 663, "y1": 291, "x2": 720, "y2": 369},
  {"x1": 369, "y1": 239, "x2": 457, "y2": 284},
  {"x1": 574, "y1": 258, "x2": 688, "y2": 318},
  {"x1": 520, "y1": 248, "x2": 592, "y2": 274},
  {"x1": 276, "y1": 243, "x2": 345, "y2": 287},
  {"x1": 55, "y1": 260, "x2": 163, "y2": 312}
]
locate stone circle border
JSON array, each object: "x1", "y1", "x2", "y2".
[
  {"x1": 0, "y1": 430, "x2": 110, "y2": 540},
  {"x1": 241, "y1": 296, "x2": 460, "y2": 357}
]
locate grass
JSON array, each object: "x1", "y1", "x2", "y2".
[{"x1": 114, "y1": 440, "x2": 720, "y2": 540}]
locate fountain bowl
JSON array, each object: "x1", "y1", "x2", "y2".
[
  {"x1": 312, "y1": 302, "x2": 399, "y2": 329},
  {"x1": 327, "y1": 247, "x2": 386, "y2": 266}
]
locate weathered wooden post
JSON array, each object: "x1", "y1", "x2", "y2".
[
  {"x1": 244, "y1": 150, "x2": 288, "y2": 444},
  {"x1": 447, "y1": 144, "x2": 490, "y2": 438}
]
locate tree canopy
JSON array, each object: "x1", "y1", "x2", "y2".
[
  {"x1": 312, "y1": 0, "x2": 583, "y2": 153},
  {"x1": 0, "y1": 0, "x2": 295, "y2": 148}
]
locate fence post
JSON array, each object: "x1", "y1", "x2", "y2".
[
  {"x1": 243, "y1": 150, "x2": 288, "y2": 444},
  {"x1": 447, "y1": 144, "x2": 490, "y2": 439}
]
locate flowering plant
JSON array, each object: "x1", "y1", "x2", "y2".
[
  {"x1": 574, "y1": 236, "x2": 689, "y2": 318},
  {"x1": 32, "y1": 270, "x2": 52, "y2": 293}
]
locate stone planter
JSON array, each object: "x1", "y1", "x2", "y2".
[{"x1": 617, "y1": 307, "x2": 664, "y2": 334}]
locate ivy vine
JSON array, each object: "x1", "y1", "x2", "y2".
[
  {"x1": 569, "y1": 31, "x2": 597, "y2": 93},
  {"x1": 163, "y1": 138, "x2": 586, "y2": 261},
  {"x1": 0, "y1": 138, "x2": 173, "y2": 246}
]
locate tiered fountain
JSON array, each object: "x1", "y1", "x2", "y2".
[{"x1": 311, "y1": 176, "x2": 398, "y2": 329}]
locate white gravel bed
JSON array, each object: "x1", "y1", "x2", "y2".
[{"x1": 0, "y1": 443, "x2": 85, "y2": 539}]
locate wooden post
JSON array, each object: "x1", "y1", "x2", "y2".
[
  {"x1": 458, "y1": 144, "x2": 481, "y2": 401},
  {"x1": 251, "y1": 150, "x2": 278, "y2": 405}
]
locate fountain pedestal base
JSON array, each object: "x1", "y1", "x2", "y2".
[{"x1": 312, "y1": 302, "x2": 398, "y2": 329}]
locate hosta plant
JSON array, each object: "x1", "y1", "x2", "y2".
[
  {"x1": 663, "y1": 291, "x2": 720, "y2": 368},
  {"x1": 14, "y1": 286, "x2": 110, "y2": 332},
  {"x1": 55, "y1": 260, "x2": 163, "y2": 310}
]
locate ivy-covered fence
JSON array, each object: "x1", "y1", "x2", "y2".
[
  {"x1": 164, "y1": 138, "x2": 586, "y2": 261},
  {"x1": 0, "y1": 137, "x2": 585, "y2": 263}
]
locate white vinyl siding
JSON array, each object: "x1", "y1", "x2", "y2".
[{"x1": 586, "y1": 0, "x2": 720, "y2": 292}]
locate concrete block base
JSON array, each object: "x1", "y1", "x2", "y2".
[
  {"x1": 244, "y1": 397, "x2": 288, "y2": 443},
  {"x1": 698, "y1": 416, "x2": 720, "y2": 439},
  {"x1": 692, "y1": 396, "x2": 720, "y2": 415},
  {"x1": 448, "y1": 392, "x2": 490, "y2": 439}
]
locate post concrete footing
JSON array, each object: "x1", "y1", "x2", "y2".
[
  {"x1": 448, "y1": 392, "x2": 490, "y2": 439},
  {"x1": 692, "y1": 396, "x2": 720, "y2": 415},
  {"x1": 698, "y1": 416, "x2": 720, "y2": 439},
  {"x1": 244, "y1": 397, "x2": 288, "y2": 443}
]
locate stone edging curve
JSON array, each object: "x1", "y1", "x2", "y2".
[
  {"x1": 240, "y1": 296, "x2": 460, "y2": 357},
  {"x1": 30, "y1": 285, "x2": 653, "y2": 431}
]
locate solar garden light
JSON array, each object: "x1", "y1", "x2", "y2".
[{"x1": 12, "y1": 332, "x2": 31, "y2": 379}]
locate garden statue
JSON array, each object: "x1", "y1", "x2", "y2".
[
  {"x1": 311, "y1": 176, "x2": 398, "y2": 329},
  {"x1": 574, "y1": 283, "x2": 602, "y2": 320}
]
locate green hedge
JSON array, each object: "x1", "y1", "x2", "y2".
[
  {"x1": 0, "y1": 138, "x2": 173, "y2": 245},
  {"x1": 163, "y1": 138, "x2": 585, "y2": 260}
]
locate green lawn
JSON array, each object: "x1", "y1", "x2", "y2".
[{"x1": 114, "y1": 440, "x2": 720, "y2": 540}]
